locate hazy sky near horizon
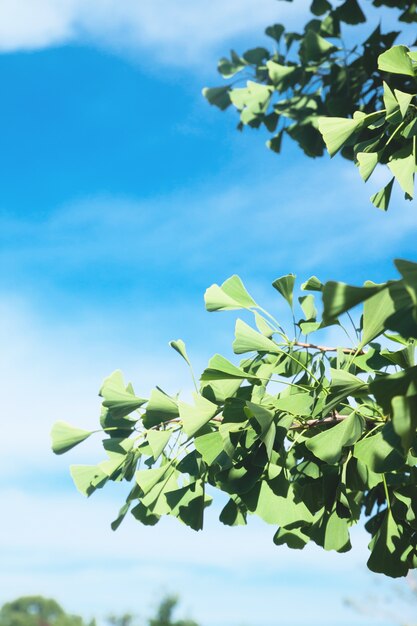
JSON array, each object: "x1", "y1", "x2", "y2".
[{"x1": 1, "y1": 2, "x2": 416, "y2": 626}]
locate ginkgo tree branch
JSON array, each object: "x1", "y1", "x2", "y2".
[
  {"x1": 294, "y1": 341, "x2": 365, "y2": 355},
  {"x1": 51, "y1": 0, "x2": 417, "y2": 579}
]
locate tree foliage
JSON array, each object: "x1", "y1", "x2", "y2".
[
  {"x1": 0, "y1": 597, "x2": 91, "y2": 626},
  {"x1": 107, "y1": 597, "x2": 197, "y2": 626},
  {"x1": 204, "y1": 0, "x2": 417, "y2": 209},
  {"x1": 0, "y1": 597, "x2": 196, "y2": 626},
  {"x1": 52, "y1": 261, "x2": 417, "y2": 578},
  {"x1": 147, "y1": 597, "x2": 197, "y2": 626},
  {"x1": 52, "y1": 0, "x2": 417, "y2": 580}
]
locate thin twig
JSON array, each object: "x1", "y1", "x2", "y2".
[
  {"x1": 150, "y1": 411, "x2": 378, "y2": 433},
  {"x1": 290, "y1": 413, "x2": 346, "y2": 430},
  {"x1": 294, "y1": 341, "x2": 365, "y2": 355}
]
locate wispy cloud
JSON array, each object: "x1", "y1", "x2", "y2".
[
  {"x1": 0, "y1": 485, "x2": 392, "y2": 626},
  {"x1": 1, "y1": 158, "x2": 416, "y2": 291},
  {"x1": 0, "y1": 0, "x2": 310, "y2": 67},
  {"x1": 0, "y1": 295, "x2": 200, "y2": 478}
]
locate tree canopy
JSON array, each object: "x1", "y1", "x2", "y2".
[
  {"x1": 107, "y1": 597, "x2": 197, "y2": 626},
  {"x1": 0, "y1": 597, "x2": 90, "y2": 626},
  {"x1": 0, "y1": 597, "x2": 196, "y2": 626},
  {"x1": 52, "y1": 0, "x2": 417, "y2": 580}
]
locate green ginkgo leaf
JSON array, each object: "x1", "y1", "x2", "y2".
[
  {"x1": 356, "y1": 152, "x2": 379, "y2": 182},
  {"x1": 202, "y1": 86, "x2": 231, "y2": 110},
  {"x1": 322, "y1": 281, "x2": 382, "y2": 320},
  {"x1": 70, "y1": 465, "x2": 107, "y2": 496},
  {"x1": 147, "y1": 430, "x2": 172, "y2": 460},
  {"x1": 266, "y1": 61, "x2": 297, "y2": 86},
  {"x1": 169, "y1": 339, "x2": 191, "y2": 365},
  {"x1": 100, "y1": 370, "x2": 147, "y2": 419},
  {"x1": 233, "y1": 319, "x2": 280, "y2": 354},
  {"x1": 383, "y1": 82, "x2": 401, "y2": 124},
  {"x1": 205, "y1": 275, "x2": 257, "y2": 311},
  {"x1": 272, "y1": 274, "x2": 296, "y2": 309},
  {"x1": 51, "y1": 421, "x2": 93, "y2": 455},
  {"x1": 395, "y1": 258, "x2": 417, "y2": 305},
  {"x1": 378, "y1": 45, "x2": 415, "y2": 77},
  {"x1": 179, "y1": 394, "x2": 218, "y2": 437},
  {"x1": 394, "y1": 89, "x2": 414, "y2": 118},
  {"x1": 306, "y1": 412, "x2": 364, "y2": 464},
  {"x1": 143, "y1": 387, "x2": 179, "y2": 428},
  {"x1": 367, "y1": 512, "x2": 411, "y2": 577},
  {"x1": 371, "y1": 178, "x2": 395, "y2": 211},
  {"x1": 353, "y1": 426, "x2": 404, "y2": 473},
  {"x1": 336, "y1": 0, "x2": 366, "y2": 24},
  {"x1": 388, "y1": 148, "x2": 415, "y2": 198},
  {"x1": 201, "y1": 354, "x2": 259, "y2": 381},
  {"x1": 301, "y1": 29, "x2": 337, "y2": 62},
  {"x1": 319, "y1": 117, "x2": 362, "y2": 156},
  {"x1": 301, "y1": 276, "x2": 323, "y2": 292}
]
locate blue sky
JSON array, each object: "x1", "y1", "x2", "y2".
[{"x1": 0, "y1": 2, "x2": 416, "y2": 626}]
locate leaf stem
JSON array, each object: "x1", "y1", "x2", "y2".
[{"x1": 382, "y1": 473, "x2": 392, "y2": 515}]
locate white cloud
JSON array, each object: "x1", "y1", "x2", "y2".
[
  {"x1": 0, "y1": 486, "x2": 394, "y2": 626},
  {"x1": 2, "y1": 158, "x2": 416, "y2": 285},
  {"x1": 0, "y1": 295, "x2": 197, "y2": 476},
  {"x1": 0, "y1": 0, "x2": 310, "y2": 66},
  {"x1": 0, "y1": 0, "x2": 75, "y2": 50}
]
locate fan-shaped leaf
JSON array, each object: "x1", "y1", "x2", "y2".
[
  {"x1": 306, "y1": 412, "x2": 364, "y2": 464},
  {"x1": 319, "y1": 117, "x2": 362, "y2": 156},
  {"x1": 378, "y1": 46, "x2": 415, "y2": 77},
  {"x1": 205, "y1": 275, "x2": 257, "y2": 311},
  {"x1": 233, "y1": 319, "x2": 280, "y2": 354},
  {"x1": 51, "y1": 421, "x2": 93, "y2": 455},
  {"x1": 100, "y1": 370, "x2": 146, "y2": 419},
  {"x1": 272, "y1": 274, "x2": 296, "y2": 308},
  {"x1": 179, "y1": 394, "x2": 218, "y2": 437}
]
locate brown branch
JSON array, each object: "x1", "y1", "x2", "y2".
[
  {"x1": 290, "y1": 413, "x2": 346, "y2": 431},
  {"x1": 294, "y1": 341, "x2": 365, "y2": 355},
  {"x1": 155, "y1": 411, "x2": 364, "y2": 432}
]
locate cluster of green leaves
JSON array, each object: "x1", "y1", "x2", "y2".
[
  {"x1": 320, "y1": 45, "x2": 417, "y2": 209},
  {"x1": 204, "y1": 0, "x2": 417, "y2": 205},
  {"x1": 53, "y1": 265, "x2": 417, "y2": 578}
]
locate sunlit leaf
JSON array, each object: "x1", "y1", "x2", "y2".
[
  {"x1": 306, "y1": 412, "x2": 364, "y2": 463},
  {"x1": 70, "y1": 465, "x2": 108, "y2": 496},
  {"x1": 319, "y1": 117, "x2": 362, "y2": 157},
  {"x1": 143, "y1": 388, "x2": 179, "y2": 428},
  {"x1": 100, "y1": 370, "x2": 147, "y2": 419},
  {"x1": 201, "y1": 354, "x2": 259, "y2": 381},
  {"x1": 272, "y1": 274, "x2": 296, "y2": 309},
  {"x1": 51, "y1": 421, "x2": 93, "y2": 455},
  {"x1": 378, "y1": 45, "x2": 416, "y2": 77},
  {"x1": 169, "y1": 339, "x2": 191, "y2": 366},
  {"x1": 356, "y1": 152, "x2": 379, "y2": 182},
  {"x1": 179, "y1": 394, "x2": 218, "y2": 437},
  {"x1": 233, "y1": 319, "x2": 280, "y2": 354},
  {"x1": 388, "y1": 147, "x2": 415, "y2": 198},
  {"x1": 371, "y1": 178, "x2": 395, "y2": 211},
  {"x1": 147, "y1": 430, "x2": 172, "y2": 460},
  {"x1": 205, "y1": 275, "x2": 257, "y2": 311}
]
